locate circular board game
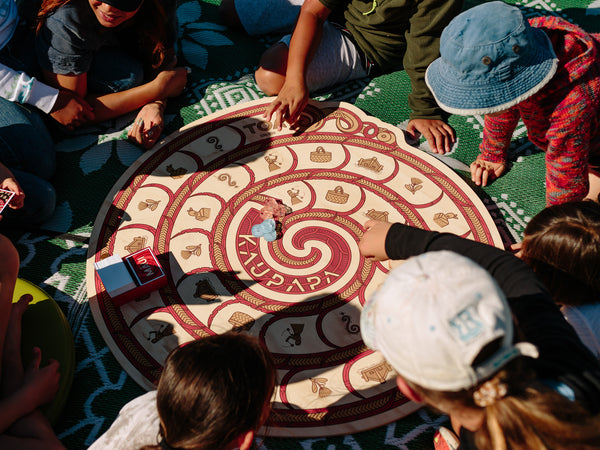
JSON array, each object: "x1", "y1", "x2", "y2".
[{"x1": 87, "y1": 98, "x2": 503, "y2": 437}]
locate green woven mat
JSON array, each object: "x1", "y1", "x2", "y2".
[{"x1": 5, "y1": 0, "x2": 598, "y2": 448}]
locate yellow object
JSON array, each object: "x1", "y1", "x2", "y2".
[
  {"x1": 12, "y1": 278, "x2": 75, "y2": 426},
  {"x1": 363, "y1": 0, "x2": 377, "y2": 15}
]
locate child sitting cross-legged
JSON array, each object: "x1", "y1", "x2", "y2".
[{"x1": 220, "y1": 0, "x2": 461, "y2": 154}]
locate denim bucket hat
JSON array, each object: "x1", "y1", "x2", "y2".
[{"x1": 425, "y1": 1, "x2": 558, "y2": 116}]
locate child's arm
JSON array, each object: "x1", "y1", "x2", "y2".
[
  {"x1": 42, "y1": 68, "x2": 187, "y2": 126},
  {"x1": 403, "y1": 0, "x2": 462, "y2": 154},
  {"x1": 0, "y1": 63, "x2": 93, "y2": 130},
  {"x1": 127, "y1": 100, "x2": 167, "y2": 149},
  {"x1": 0, "y1": 348, "x2": 60, "y2": 434},
  {"x1": 358, "y1": 220, "x2": 393, "y2": 261},
  {"x1": 472, "y1": 109, "x2": 520, "y2": 186},
  {"x1": 406, "y1": 118, "x2": 455, "y2": 155},
  {"x1": 264, "y1": 0, "x2": 331, "y2": 130},
  {"x1": 49, "y1": 90, "x2": 95, "y2": 130},
  {"x1": 0, "y1": 163, "x2": 24, "y2": 211}
]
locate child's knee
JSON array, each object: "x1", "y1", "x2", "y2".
[
  {"x1": 255, "y1": 67, "x2": 286, "y2": 96},
  {"x1": 255, "y1": 44, "x2": 289, "y2": 95},
  {"x1": 0, "y1": 234, "x2": 19, "y2": 278}
]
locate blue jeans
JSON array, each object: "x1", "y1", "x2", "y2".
[{"x1": 0, "y1": 98, "x2": 56, "y2": 227}]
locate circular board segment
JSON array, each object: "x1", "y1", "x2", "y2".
[{"x1": 87, "y1": 98, "x2": 502, "y2": 437}]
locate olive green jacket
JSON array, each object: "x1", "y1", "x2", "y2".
[{"x1": 320, "y1": 0, "x2": 462, "y2": 120}]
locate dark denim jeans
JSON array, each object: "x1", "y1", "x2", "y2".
[{"x1": 0, "y1": 98, "x2": 56, "y2": 227}]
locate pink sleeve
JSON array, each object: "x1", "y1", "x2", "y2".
[{"x1": 478, "y1": 108, "x2": 520, "y2": 164}]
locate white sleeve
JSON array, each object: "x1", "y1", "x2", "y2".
[
  {"x1": 0, "y1": 63, "x2": 59, "y2": 113},
  {"x1": 88, "y1": 390, "x2": 162, "y2": 450}
]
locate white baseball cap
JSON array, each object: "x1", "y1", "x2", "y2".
[{"x1": 360, "y1": 250, "x2": 538, "y2": 391}]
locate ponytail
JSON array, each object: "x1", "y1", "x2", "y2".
[{"x1": 409, "y1": 359, "x2": 600, "y2": 450}]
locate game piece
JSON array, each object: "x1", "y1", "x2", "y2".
[
  {"x1": 252, "y1": 218, "x2": 278, "y2": 242},
  {"x1": 259, "y1": 198, "x2": 288, "y2": 221},
  {"x1": 94, "y1": 254, "x2": 136, "y2": 298},
  {"x1": 94, "y1": 247, "x2": 167, "y2": 306}
]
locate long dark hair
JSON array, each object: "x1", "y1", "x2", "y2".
[
  {"x1": 140, "y1": 332, "x2": 276, "y2": 450},
  {"x1": 521, "y1": 200, "x2": 600, "y2": 305},
  {"x1": 36, "y1": 0, "x2": 175, "y2": 70}
]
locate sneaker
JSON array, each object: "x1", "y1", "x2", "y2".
[{"x1": 433, "y1": 426, "x2": 460, "y2": 450}]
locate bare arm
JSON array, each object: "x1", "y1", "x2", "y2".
[
  {"x1": 0, "y1": 349, "x2": 60, "y2": 434},
  {"x1": 42, "y1": 68, "x2": 187, "y2": 125},
  {"x1": 264, "y1": 0, "x2": 331, "y2": 129}
]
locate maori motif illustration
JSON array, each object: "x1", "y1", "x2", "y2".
[
  {"x1": 218, "y1": 173, "x2": 237, "y2": 187},
  {"x1": 357, "y1": 156, "x2": 383, "y2": 173},
  {"x1": 282, "y1": 323, "x2": 305, "y2": 347},
  {"x1": 138, "y1": 199, "x2": 160, "y2": 211},
  {"x1": 287, "y1": 188, "x2": 303, "y2": 205},
  {"x1": 193, "y1": 279, "x2": 219, "y2": 302},
  {"x1": 264, "y1": 154, "x2": 282, "y2": 172},
  {"x1": 433, "y1": 212, "x2": 459, "y2": 228},
  {"x1": 340, "y1": 312, "x2": 360, "y2": 334},
  {"x1": 124, "y1": 236, "x2": 147, "y2": 254},
  {"x1": 207, "y1": 136, "x2": 223, "y2": 151},
  {"x1": 310, "y1": 146, "x2": 332, "y2": 163},
  {"x1": 166, "y1": 164, "x2": 187, "y2": 179},
  {"x1": 187, "y1": 207, "x2": 211, "y2": 221},
  {"x1": 147, "y1": 324, "x2": 174, "y2": 343},
  {"x1": 361, "y1": 361, "x2": 393, "y2": 384},
  {"x1": 366, "y1": 209, "x2": 389, "y2": 222},
  {"x1": 181, "y1": 244, "x2": 202, "y2": 259},
  {"x1": 325, "y1": 186, "x2": 349, "y2": 204},
  {"x1": 311, "y1": 378, "x2": 332, "y2": 398},
  {"x1": 405, "y1": 177, "x2": 423, "y2": 194},
  {"x1": 228, "y1": 311, "x2": 256, "y2": 332}
]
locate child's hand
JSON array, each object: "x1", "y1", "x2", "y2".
[
  {"x1": 0, "y1": 176, "x2": 24, "y2": 210},
  {"x1": 470, "y1": 157, "x2": 506, "y2": 186},
  {"x1": 153, "y1": 67, "x2": 188, "y2": 99},
  {"x1": 508, "y1": 242, "x2": 523, "y2": 258},
  {"x1": 128, "y1": 102, "x2": 165, "y2": 149},
  {"x1": 264, "y1": 81, "x2": 308, "y2": 131},
  {"x1": 50, "y1": 90, "x2": 95, "y2": 130},
  {"x1": 22, "y1": 347, "x2": 61, "y2": 409},
  {"x1": 359, "y1": 220, "x2": 392, "y2": 261},
  {"x1": 406, "y1": 119, "x2": 455, "y2": 154}
]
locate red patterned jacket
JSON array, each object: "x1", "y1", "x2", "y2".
[{"x1": 479, "y1": 16, "x2": 600, "y2": 205}]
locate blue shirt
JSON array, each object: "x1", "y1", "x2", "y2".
[{"x1": 36, "y1": 1, "x2": 120, "y2": 75}]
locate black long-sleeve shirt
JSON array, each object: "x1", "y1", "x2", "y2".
[{"x1": 385, "y1": 223, "x2": 600, "y2": 415}]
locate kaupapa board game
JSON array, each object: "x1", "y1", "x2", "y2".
[{"x1": 94, "y1": 247, "x2": 166, "y2": 306}]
